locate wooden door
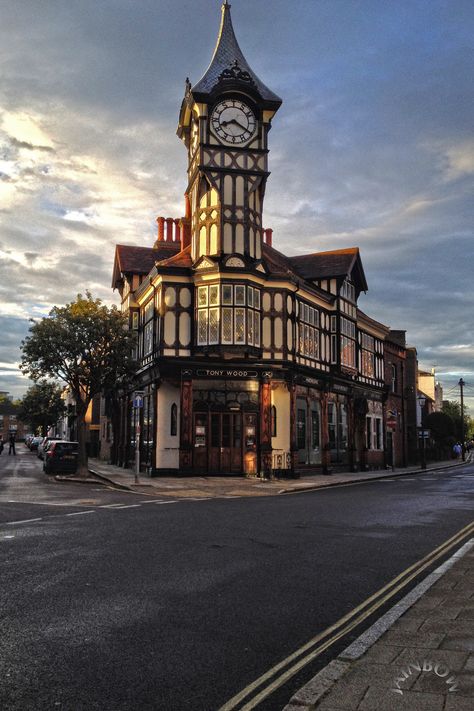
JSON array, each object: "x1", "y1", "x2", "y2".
[{"x1": 193, "y1": 412, "x2": 208, "y2": 472}]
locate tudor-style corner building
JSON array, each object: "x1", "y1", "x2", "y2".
[{"x1": 111, "y1": 2, "x2": 396, "y2": 477}]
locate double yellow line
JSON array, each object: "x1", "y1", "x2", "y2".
[{"x1": 219, "y1": 520, "x2": 474, "y2": 711}]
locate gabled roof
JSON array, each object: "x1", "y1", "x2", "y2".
[
  {"x1": 112, "y1": 243, "x2": 180, "y2": 288},
  {"x1": 191, "y1": 2, "x2": 282, "y2": 107},
  {"x1": 288, "y1": 248, "x2": 368, "y2": 293}
]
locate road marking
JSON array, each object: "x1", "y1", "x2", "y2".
[
  {"x1": 6, "y1": 518, "x2": 42, "y2": 525},
  {"x1": 109, "y1": 504, "x2": 142, "y2": 509},
  {"x1": 378, "y1": 479, "x2": 395, "y2": 482},
  {"x1": 140, "y1": 499, "x2": 168, "y2": 504},
  {"x1": 5, "y1": 500, "x2": 84, "y2": 507},
  {"x1": 154, "y1": 500, "x2": 178, "y2": 505},
  {"x1": 100, "y1": 504, "x2": 127, "y2": 508},
  {"x1": 66, "y1": 510, "x2": 96, "y2": 516},
  {"x1": 218, "y1": 519, "x2": 474, "y2": 711},
  {"x1": 3, "y1": 535, "x2": 15, "y2": 539}
]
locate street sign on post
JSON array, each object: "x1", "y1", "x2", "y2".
[{"x1": 132, "y1": 391, "x2": 144, "y2": 484}]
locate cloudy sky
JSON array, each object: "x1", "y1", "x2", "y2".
[{"x1": 1, "y1": 0, "x2": 473, "y2": 408}]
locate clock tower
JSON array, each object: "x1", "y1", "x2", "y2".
[{"x1": 177, "y1": 1, "x2": 282, "y2": 266}]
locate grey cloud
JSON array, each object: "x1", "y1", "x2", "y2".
[{"x1": 10, "y1": 137, "x2": 54, "y2": 152}]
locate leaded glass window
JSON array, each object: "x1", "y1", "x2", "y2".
[
  {"x1": 198, "y1": 286, "x2": 208, "y2": 308},
  {"x1": 235, "y1": 308, "x2": 245, "y2": 343},
  {"x1": 209, "y1": 308, "x2": 219, "y2": 344},
  {"x1": 222, "y1": 308, "x2": 233, "y2": 343},
  {"x1": 197, "y1": 309, "x2": 208, "y2": 345},
  {"x1": 209, "y1": 285, "x2": 219, "y2": 306},
  {"x1": 222, "y1": 285, "x2": 233, "y2": 305},
  {"x1": 235, "y1": 285, "x2": 245, "y2": 305}
]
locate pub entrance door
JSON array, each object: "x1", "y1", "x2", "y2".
[{"x1": 193, "y1": 410, "x2": 258, "y2": 475}]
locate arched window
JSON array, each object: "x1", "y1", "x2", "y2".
[
  {"x1": 170, "y1": 403, "x2": 178, "y2": 436},
  {"x1": 271, "y1": 405, "x2": 277, "y2": 437}
]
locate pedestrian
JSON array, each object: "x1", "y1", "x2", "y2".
[
  {"x1": 0, "y1": 436, "x2": 3, "y2": 455},
  {"x1": 8, "y1": 432, "x2": 16, "y2": 456},
  {"x1": 453, "y1": 442, "x2": 462, "y2": 459}
]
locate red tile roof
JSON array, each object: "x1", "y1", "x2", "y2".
[
  {"x1": 156, "y1": 245, "x2": 192, "y2": 269},
  {"x1": 112, "y1": 243, "x2": 180, "y2": 287}
]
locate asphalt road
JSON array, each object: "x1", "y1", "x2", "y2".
[{"x1": 1, "y1": 448, "x2": 473, "y2": 710}]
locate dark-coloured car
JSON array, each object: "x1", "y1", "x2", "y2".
[
  {"x1": 43, "y1": 441, "x2": 79, "y2": 474},
  {"x1": 38, "y1": 436, "x2": 62, "y2": 460},
  {"x1": 29, "y1": 436, "x2": 44, "y2": 451}
]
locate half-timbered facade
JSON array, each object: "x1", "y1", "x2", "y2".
[{"x1": 111, "y1": 2, "x2": 392, "y2": 476}]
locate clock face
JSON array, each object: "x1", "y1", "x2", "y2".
[{"x1": 211, "y1": 99, "x2": 257, "y2": 144}]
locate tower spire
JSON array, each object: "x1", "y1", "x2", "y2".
[{"x1": 190, "y1": 0, "x2": 281, "y2": 107}]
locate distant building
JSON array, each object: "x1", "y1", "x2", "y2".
[{"x1": 0, "y1": 399, "x2": 27, "y2": 442}]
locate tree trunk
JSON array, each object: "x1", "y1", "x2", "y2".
[{"x1": 76, "y1": 401, "x2": 90, "y2": 478}]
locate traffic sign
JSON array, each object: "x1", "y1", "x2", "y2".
[{"x1": 133, "y1": 395, "x2": 143, "y2": 408}]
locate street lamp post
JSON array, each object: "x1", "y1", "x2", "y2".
[{"x1": 417, "y1": 394, "x2": 426, "y2": 470}]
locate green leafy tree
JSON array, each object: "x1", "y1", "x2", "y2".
[
  {"x1": 442, "y1": 400, "x2": 472, "y2": 442},
  {"x1": 18, "y1": 381, "x2": 66, "y2": 436},
  {"x1": 20, "y1": 292, "x2": 136, "y2": 475},
  {"x1": 425, "y1": 411, "x2": 454, "y2": 443}
]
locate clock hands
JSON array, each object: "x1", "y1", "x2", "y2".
[{"x1": 221, "y1": 118, "x2": 248, "y2": 132}]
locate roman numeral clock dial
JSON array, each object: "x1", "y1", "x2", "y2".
[{"x1": 211, "y1": 99, "x2": 256, "y2": 144}]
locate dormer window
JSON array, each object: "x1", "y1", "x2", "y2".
[{"x1": 341, "y1": 279, "x2": 356, "y2": 303}]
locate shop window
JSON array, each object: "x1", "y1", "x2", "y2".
[
  {"x1": 366, "y1": 416, "x2": 383, "y2": 450},
  {"x1": 271, "y1": 405, "x2": 277, "y2": 437},
  {"x1": 311, "y1": 408, "x2": 320, "y2": 449},
  {"x1": 328, "y1": 403, "x2": 337, "y2": 449},
  {"x1": 170, "y1": 403, "x2": 178, "y2": 436},
  {"x1": 297, "y1": 409, "x2": 306, "y2": 450}
]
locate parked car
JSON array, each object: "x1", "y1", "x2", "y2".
[
  {"x1": 37, "y1": 436, "x2": 62, "y2": 460},
  {"x1": 43, "y1": 441, "x2": 79, "y2": 474},
  {"x1": 29, "y1": 436, "x2": 44, "y2": 451}
]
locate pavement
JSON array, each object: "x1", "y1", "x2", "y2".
[
  {"x1": 283, "y1": 537, "x2": 474, "y2": 711},
  {"x1": 79, "y1": 455, "x2": 471, "y2": 499}
]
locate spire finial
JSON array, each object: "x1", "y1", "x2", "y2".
[{"x1": 223, "y1": 1, "x2": 231, "y2": 8}]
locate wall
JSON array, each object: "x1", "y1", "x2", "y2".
[
  {"x1": 155, "y1": 382, "x2": 180, "y2": 471},
  {"x1": 271, "y1": 382, "x2": 290, "y2": 470}
]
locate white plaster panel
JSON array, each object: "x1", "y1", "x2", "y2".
[
  {"x1": 271, "y1": 384, "x2": 290, "y2": 453},
  {"x1": 155, "y1": 383, "x2": 180, "y2": 470},
  {"x1": 274, "y1": 317, "x2": 283, "y2": 348},
  {"x1": 262, "y1": 316, "x2": 271, "y2": 348},
  {"x1": 164, "y1": 286, "x2": 176, "y2": 307},
  {"x1": 164, "y1": 312, "x2": 176, "y2": 346},
  {"x1": 180, "y1": 288, "x2": 191, "y2": 308},
  {"x1": 179, "y1": 312, "x2": 191, "y2": 346}
]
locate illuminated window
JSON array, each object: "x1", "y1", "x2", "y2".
[{"x1": 297, "y1": 300, "x2": 320, "y2": 360}]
